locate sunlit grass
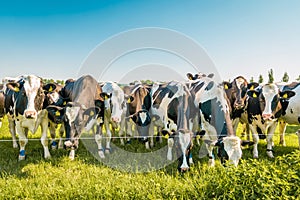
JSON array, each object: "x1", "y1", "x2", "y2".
[{"x1": 0, "y1": 116, "x2": 299, "y2": 199}]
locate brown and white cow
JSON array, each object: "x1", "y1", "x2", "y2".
[{"x1": 4, "y1": 75, "x2": 50, "y2": 160}]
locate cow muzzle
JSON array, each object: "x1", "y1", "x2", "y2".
[
  {"x1": 234, "y1": 102, "x2": 244, "y2": 110},
  {"x1": 24, "y1": 110, "x2": 37, "y2": 119},
  {"x1": 262, "y1": 113, "x2": 274, "y2": 121},
  {"x1": 111, "y1": 116, "x2": 121, "y2": 123}
]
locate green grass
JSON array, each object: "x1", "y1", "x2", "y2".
[{"x1": 0, "y1": 117, "x2": 300, "y2": 200}]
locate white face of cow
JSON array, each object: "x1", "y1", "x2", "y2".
[
  {"x1": 65, "y1": 106, "x2": 80, "y2": 123},
  {"x1": 23, "y1": 75, "x2": 42, "y2": 119},
  {"x1": 222, "y1": 136, "x2": 242, "y2": 167},
  {"x1": 261, "y1": 84, "x2": 280, "y2": 121}
]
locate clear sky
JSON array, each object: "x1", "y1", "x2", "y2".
[{"x1": 1, "y1": 0, "x2": 299, "y2": 83}]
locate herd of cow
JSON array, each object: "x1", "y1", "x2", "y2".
[{"x1": 0, "y1": 73, "x2": 299, "y2": 171}]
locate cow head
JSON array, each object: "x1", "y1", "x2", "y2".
[
  {"x1": 43, "y1": 83, "x2": 63, "y2": 106},
  {"x1": 46, "y1": 105, "x2": 65, "y2": 124},
  {"x1": 101, "y1": 82, "x2": 124, "y2": 123},
  {"x1": 127, "y1": 84, "x2": 152, "y2": 127},
  {"x1": 6, "y1": 75, "x2": 44, "y2": 119},
  {"x1": 247, "y1": 83, "x2": 295, "y2": 121},
  {"x1": 223, "y1": 76, "x2": 253, "y2": 110}
]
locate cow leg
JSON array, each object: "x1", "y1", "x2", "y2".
[
  {"x1": 49, "y1": 123, "x2": 58, "y2": 150},
  {"x1": 69, "y1": 147, "x2": 76, "y2": 161},
  {"x1": 58, "y1": 125, "x2": 65, "y2": 149},
  {"x1": 148, "y1": 121, "x2": 155, "y2": 148},
  {"x1": 8, "y1": 119, "x2": 18, "y2": 148},
  {"x1": 249, "y1": 125, "x2": 259, "y2": 158},
  {"x1": 95, "y1": 126, "x2": 105, "y2": 158},
  {"x1": 104, "y1": 121, "x2": 111, "y2": 154},
  {"x1": 119, "y1": 116, "x2": 126, "y2": 146},
  {"x1": 206, "y1": 144, "x2": 215, "y2": 167},
  {"x1": 278, "y1": 120, "x2": 287, "y2": 146},
  {"x1": 167, "y1": 138, "x2": 174, "y2": 160},
  {"x1": 40, "y1": 119, "x2": 51, "y2": 159},
  {"x1": 15, "y1": 121, "x2": 27, "y2": 160},
  {"x1": 266, "y1": 123, "x2": 277, "y2": 158}
]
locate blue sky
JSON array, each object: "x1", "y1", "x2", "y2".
[{"x1": 1, "y1": 0, "x2": 299, "y2": 83}]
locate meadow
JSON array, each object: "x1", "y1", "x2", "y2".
[{"x1": 0, "y1": 117, "x2": 299, "y2": 200}]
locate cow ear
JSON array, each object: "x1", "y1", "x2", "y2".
[
  {"x1": 248, "y1": 82, "x2": 259, "y2": 90},
  {"x1": 279, "y1": 90, "x2": 296, "y2": 99},
  {"x1": 186, "y1": 73, "x2": 194, "y2": 80},
  {"x1": 100, "y1": 92, "x2": 110, "y2": 100},
  {"x1": 83, "y1": 107, "x2": 100, "y2": 117},
  {"x1": 6, "y1": 82, "x2": 20, "y2": 92},
  {"x1": 43, "y1": 83, "x2": 57, "y2": 93},
  {"x1": 247, "y1": 90, "x2": 259, "y2": 98},
  {"x1": 127, "y1": 96, "x2": 134, "y2": 103},
  {"x1": 207, "y1": 73, "x2": 214, "y2": 78},
  {"x1": 223, "y1": 81, "x2": 232, "y2": 90}
]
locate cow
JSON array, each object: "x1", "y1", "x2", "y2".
[
  {"x1": 246, "y1": 83, "x2": 295, "y2": 158},
  {"x1": 188, "y1": 74, "x2": 244, "y2": 167},
  {"x1": 275, "y1": 82, "x2": 300, "y2": 147},
  {"x1": 121, "y1": 83, "x2": 152, "y2": 149},
  {"x1": 97, "y1": 81, "x2": 125, "y2": 158},
  {"x1": 4, "y1": 75, "x2": 50, "y2": 160},
  {"x1": 223, "y1": 78, "x2": 261, "y2": 140},
  {"x1": 60, "y1": 75, "x2": 104, "y2": 160},
  {"x1": 149, "y1": 81, "x2": 198, "y2": 171},
  {"x1": 42, "y1": 82, "x2": 67, "y2": 149}
]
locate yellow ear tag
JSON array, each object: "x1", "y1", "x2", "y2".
[
  {"x1": 63, "y1": 101, "x2": 66, "y2": 105},
  {"x1": 196, "y1": 135, "x2": 200, "y2": 140},
  {"x1": 250, "y1": 85, "x2": 254, "y2": 90},
  {"x1": 49, "y1": 86, "x2": 53, "y2": 92},
  {"x1": 14, "y1": 87, "x2": 20, "y2": 92},
  {"x1": 253, "y1": 93, "x2": 257, "y2": 98},
  {"x1": 55, "y1": 111, "x2": 60, "y2": 116},
  {"x1": 224, "y1": 84, "x2": 229, "y2": 90},
  {"x1": 104, "y1": 96, "x2": 108, "y2": 100},
  {"x1": 189, "y1": 76, "x2": 193, "y2": 80},
  {"x1": 164, "y1": 134, "x2": 169, "y2": 139},
  {"x1": 90, "y1": 111, "x2": 94, "y2": 116},
  {"x1": 127, "y1": 98, "x2": 131, "y2": 103},
  {"x1": 283, "y1": 93, "x2": 288, "y2": 99}
]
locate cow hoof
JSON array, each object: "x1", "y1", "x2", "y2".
[
  {"x1": 189, "y1": 157, "x2": 194, "y2": 165},
  {"x1": 13, "y1": 143, "x2": 18, "y2": 149},
  {"x1": 98, "y1": 149, "x2": 105, "y2": 159},
  {"x1": 105, "y1": 148, "x2": 110, "y2": 154},
  {"x1": 69, "y1": 150, "x2": 75, "y2": 160},
  {"x1": 208, "y1": 159, "x2": 215, "y2": 167}
]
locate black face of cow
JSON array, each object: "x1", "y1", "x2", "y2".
[{"x1": 46, "y1": 106, "x2": 65, "y2": 124}]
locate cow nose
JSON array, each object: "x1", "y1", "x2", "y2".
[
  {"x1": 234, "y1": 102, "x2": 244, "y2": 109},
  {"x1": 25, "y1": 111, "x2": 37, "y2": 119},
  {"x1": 262, "y1": 113, "x2": 273, "y2": 120},
  {"x1": 111, "y1": 116, "x2": 120, "y2": 123},
  {"x1": 180, "y1": 167, "x2": 189, "y2": 172}
]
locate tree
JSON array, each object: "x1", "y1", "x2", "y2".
[
  {"x1": 249, "y1": 77, "x2": 254, "y2": 83},
  {"x1": 296, "y1": 75, "x2": 300, "y2": 81},
  {"x1": 258, "y1": 74, "x2": 263, "y2": 83},
  {"x1": 282, "y1": 72, "x2": 289, "y2": 82},
  {"x1": 268, "y1": 69, "x2": 274, "y2": 83}
]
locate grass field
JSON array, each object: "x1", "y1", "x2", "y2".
[{"x1": 0, "y1": 117, "x2": 300, "y2": 199}]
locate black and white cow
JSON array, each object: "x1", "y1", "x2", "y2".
[
  {"x1": 246, "y1": 83, "x2": 295, "y2": 158},
  {"x1": 276, "y1": 82, "x2": 300, "y2": 147},
  {"x1": 60, "y1": 75, "x2": 104, "y2": 160},
  {"x1": 188, "y1": 75, "x2": 244, "y2": 167},
  {"x1": 97, "y1": 81, "x2": 125, "y2": 158},
  {"x1": 42, "y1": 82, "x2": 67, "y2": 149},
  {"x1": 4, "y1": 75, "x2": 50, "y2": 160},
  {"x1": 150, "y1": 81, "x2": 197, "y2": 171}
]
